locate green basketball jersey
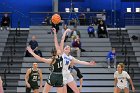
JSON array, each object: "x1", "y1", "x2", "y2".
[
  {"x1": 28, "y1": 68, "x2": 39, "y2": 83},
  {"x1": 51, "y1": 56, "x2": 63, "y2": 72}
]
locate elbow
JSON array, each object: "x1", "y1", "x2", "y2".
[
  {"x1": 39, "y1": 58, "x2": 44, "y2": 62},
  {"x1": 25, "y1": 77, "x2": 27, "y2": 82},
  {"x1": 61, "y1": 37, "x2": 65, "y2": 41},
  {"x1": 40, "y1": 77, "x2": 43, "y2": 81}
]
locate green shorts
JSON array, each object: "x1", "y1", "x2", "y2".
[
  {"x1": 26, "y1": 82, "x2": 38, "y2": 93},
  {"x1": 47, "y1": 72, "x2": 63, "y2": 87}
]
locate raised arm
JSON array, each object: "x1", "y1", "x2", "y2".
[
  {"x1": 71, "y1": 57, "x2": 96, "y2": 66},
  {"x1": 60, "y1": 29, "x2": 71, "y2": 52},
  {"x1": 52, "y1": 28, "x2": 60, "y2": 50},
  {"x1": 27, "y1": 46, "x2": 52, "y2": 64}
]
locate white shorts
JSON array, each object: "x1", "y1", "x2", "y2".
[
  {"x1": 117, "y1": 84, "x2": 128, "y2": 90},
  {"x1": 63, "y1": 71, "x2": 74, "y2": 85}
]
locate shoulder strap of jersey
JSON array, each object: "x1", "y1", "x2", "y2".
[
  {"x1": 60, "y1": 56, "x2": 63, "y2": 68},
  {"x1": 37, "y1": 68, "x2": 39, "y2": 73}
]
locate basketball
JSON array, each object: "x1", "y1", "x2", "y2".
[{"x1": 51, "y1": 14, "x2": 61, "y2": 24}]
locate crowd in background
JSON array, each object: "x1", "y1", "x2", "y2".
[
  {"x1": 0, "y1": 7, "x2": 137, "y2": 92},
  {"x1": 0, "y1": 13, "x2": 10, "y2": 31},
  {"x1": 28, "y1": 13, "x2": 111, "y2": 67}
]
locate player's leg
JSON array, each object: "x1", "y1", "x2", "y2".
[
  {"x1": 43, "y1": 83, "x2": 52, "y2": 93},
  {"x1": 124, "y1": 87, "x2": 129, "y2": 93},
  {"x1": 26, "y1": 87, "x2": 31, "y2": 93},
  {"x1": 67, "y1": 85, "x2": 74, "y2": 93},
  {"x1": 67, "y1": 81, "x2": 79, "y2": 93},
  {"x1": 65, "y1": 72, "x2": 79, "y2": 93},
  {"x1": 32, "y1": 84, "x2": 39, "y2": 93},
  {"x1": 115, "y1": 87, "x2": 121, "y2": 93},
  {"x1": 33, "y1": 89, "x2": 39, "y2": 93},
  {"x1": 63, "y1": 85, "x2": 67, "y2": 93},
  {"x1": 55, "y1": 74, "x2": 64, "y2": 93},
  {"x1": 56, "y1": 87, "x2": 64, "y2": 93}
]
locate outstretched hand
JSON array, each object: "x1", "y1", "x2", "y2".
[
  {"x1": 132, "y1": 86, "x2": 135, "y2": 92},
  {"x1": 26, "y1": 46, "x2": 33, "y2": 53},
  {"x1": 89, "y1": 61, "x2": 96, "y2": 66},
  {"x1": 65, "y1": 29, "x2": 71, "y2": 33},
  {"x1": 26, "y1": 82, "x2": 31, "y2": 88}
]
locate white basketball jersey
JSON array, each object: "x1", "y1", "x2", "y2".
[
  {"x1": 62, "y1": 53, "x2": 73, "y2": 73},
  {"x1": 114, "y1": 71, "x2": 130, "y2": 86}
]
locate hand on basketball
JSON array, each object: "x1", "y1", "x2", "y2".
[
  {"x1": 89, "y1": 61, "x2": 96, "y2": 66},
  {"x1": 27, "y1": 46, "x2": 33, "y2": 53},
  {"x1": 52, "y1": 28, "x2": 56, "y2": 34}
]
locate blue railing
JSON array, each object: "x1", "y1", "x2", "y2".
[
  {"x1": 29, "y1": 12, "x2": 106, "y2": 26},
  {"x1": 124, "y1": 12, "x2": 140, "y2": 26}
]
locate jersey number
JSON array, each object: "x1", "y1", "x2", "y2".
[
  {"x1": 120, "y1": 80, "x2": 123, "y2": 83},
  {"x1": 65, "y1": 60, "x2": 69, "y2": 65},
  {"x1": 57, "y1": 61, "x2": 62, "y2": 68},
  {"x1": 33, "y1": 76, "x2": 37, "y2": 80}
]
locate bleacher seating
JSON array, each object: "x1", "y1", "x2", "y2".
[
  {"x1": 16, "y1": 26, "x2": 116, "y2": 93},
  {"x1": 0, "y1": 31, "x2": 9, "y2": 61},
  {"x1": 108, "y1": 27, "x2": 140, "y2": 92},
  {"x1": 0, "y1": 26, "x2": 139, "y2": 93},
  {"x1": 0, "y1": 29, "x2": 29, "y2": 93}
]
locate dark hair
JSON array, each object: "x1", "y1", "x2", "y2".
[
  {"x1": 112, "y1": 48, "x2": 115, "y2": 50},
  {"x1": 50, "y1": 48, "x2": 57, "y2": 65}
]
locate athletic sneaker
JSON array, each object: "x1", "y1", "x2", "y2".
[
  {"x1": 7, "y1": 27, "x2": 10, "y2": 30},
  {"x1": 0, "y1": 27, "x2": 3, "y2": 31},
  {"x1": 108, "y1": 65, "x2": 110, "y2": 68}
]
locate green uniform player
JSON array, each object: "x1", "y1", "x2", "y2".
[
  {"x1": 47, "y1": 56, "x2": 63, "y2": 87},
  {"x1": 25, "y1": 63, "x2": 42, "y2": 93},
  {"x1": 27, "y1": 46, "x2": 64, "y2": 93}
]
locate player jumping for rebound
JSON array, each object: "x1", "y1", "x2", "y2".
[{"x1": 52, "y1": 28, "x2": 96, "y2": 93}]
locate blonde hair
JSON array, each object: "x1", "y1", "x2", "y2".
[
  {"x1": 118, "y1": 63, "x2": 125, "y2": 70},
  {"x1": 33, "y1": 62, "x2": 38, "y2": 65}
]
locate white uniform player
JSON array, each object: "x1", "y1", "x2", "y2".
[
  {"x1": 114, "y1": 71, "x2": 130, "y2": 89},
  {"x1": 114, "y1": 63, "x2": 135, "y2": 93},
  {"x1": 62, "y1": 53, "x2": 74, "y2": 85}
]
